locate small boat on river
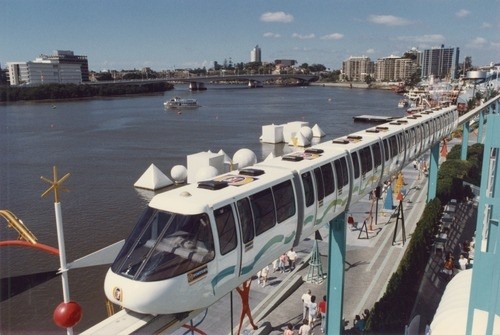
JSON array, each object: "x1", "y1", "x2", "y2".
[
  {"x1": 398, "y1": 99, "x2": 409, "y2": 108},
  {"x1": 164, "y1": 97, "x2": 200, "y2": 109}
]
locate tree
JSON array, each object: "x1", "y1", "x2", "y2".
[
  {"x1": 95, "y1": 72, "x2": 113, "y2": 81},
  {"x1": 308, "y1": 64, "x2": 326, "y2": 72},
  {"x1": 364, "y1": 74, "x2": 374, "y2": 85},
  {"x1": 404, "y1": 70, "x2": 421, "y2": 88}
]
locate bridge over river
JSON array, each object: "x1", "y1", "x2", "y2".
[{"x1": 88, "y1": 73, "x2": 319, "y2": 90}]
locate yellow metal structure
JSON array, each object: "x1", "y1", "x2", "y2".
[
  {"x1": 41, "y1": 166, "x2": 70, "y2": 203},
  {"x1": 0, "y1": 209, "x2": 38, "y2": 244}
]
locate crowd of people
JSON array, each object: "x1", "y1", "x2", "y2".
[
  {"x1": 257, "y1": 248, "x2": 298, "y2": 288},
  {"x1": 440, "y1": 236, "x2": 475, "y2": 281},
  {"x1": 278, "y1": 287, "x2": 369, "y2": 334}
]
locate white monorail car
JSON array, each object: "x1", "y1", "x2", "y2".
[{"x1": 104, "y1": 106, "x2": 458, "y2": 315}]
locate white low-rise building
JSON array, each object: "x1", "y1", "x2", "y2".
[{"x1": 7, "y1": 59, "x2": 82, "y2": 86}]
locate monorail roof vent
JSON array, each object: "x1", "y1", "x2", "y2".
[
  {"x1": 332, "y1": 139, "x2": 350, "y2": 144},
  {"x1": 366, "y1": 129, "x2": 379, "y2": 133},
  {"x1": 282, "y1": 154, "x2": 304, "y2": 161},
  {"x1": 197, "y1": 180, "x2": 228, "y2": 190},
  {"x1": 305, "y1": 148, "x2": 324, "y2": 154},
  {"x1": 239, "y1": 168, "x2": 265, "y2": 176},
  {"x1": 347, "y1": 135, "x2": 363, "y2": 141},
  {"x1": 376, "y1": 126, "x2": 389, "y2": 131}
]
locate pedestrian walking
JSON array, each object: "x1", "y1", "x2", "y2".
[
  {"x1": 308, "y1": 295, "x2": 318, "y2": 329},
  {"x1": 287, "y1": 248, "x2": 297, "y2": 270},
  {"x1": 318, "y1": 295, "x2": 327, "y2": 333},
  {"x1": 279, "y1": 253, "x2": 288, "y2": 273},
  {"x1": 260, "y1": 265, "x2": 269, "y2": 287},
  {"x1": 301, "y1": 289, "x2": 312, "y2": 320},
  {"x1": 298, "y1": 319, "x2": 311, "y2": 335},
  {"x1": 272, "y1": 258, "x2": 279, "y2": 272},
  {"x1": 283, "y1": 323, "x2": 295, "y2": 335}
]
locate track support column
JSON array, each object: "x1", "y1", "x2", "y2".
[
  {"x1": 461, "y1": 121, "x2": 470, "y2": 160},
  {"x1": 426, "y1": 143, "x2": 439, "y2": 202},
  {"x1": 477, "y1": 109, "x2": 485, "y2": 144},
  {"x1": 466, "y1": 111, "x2": 500, "y2": 335},
  {"x1": 326, "y1": 212, "x2": 347, "y2": 334}
]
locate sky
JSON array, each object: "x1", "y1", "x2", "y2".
[{"x1": 1, "y1": 0, "x2": 499, "y2": 72}]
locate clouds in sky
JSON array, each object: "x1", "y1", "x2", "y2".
[
  {"x1": 320, "y1": 33, "x2": 344, "y2": 40},
  {"x1": 260, "y1": 11, "x2": 294, "y2": 23},
  {"x1": 467, "y1": 37, "x2": 488, "y2": 48},
  {"x1": 263, "y1": 32, "x2": 281, "y2": 38},
  {"x1": 368, "y1": 15, "x2": 412, "y2": 26},
  {"x1": 397, "y1": 34, "x2": 445, "y2": 45},
  {"x1": 455, "y1": 9, "x2": 470, "y2": 18},
  {"x1": 292, "y1": 33, "x2": 315, "y2": 40}
]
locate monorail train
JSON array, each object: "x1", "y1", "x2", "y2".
[{"x1": 104, "y1": 106, "x2": 459, "y2": 315}]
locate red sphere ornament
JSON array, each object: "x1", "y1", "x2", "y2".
[{"x1": 53, "y1": 301, "x2": 82, "y2": 328}]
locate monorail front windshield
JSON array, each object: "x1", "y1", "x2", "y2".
[{"x1": 111, "y1": 207, "x2": 215, "y2": 282}]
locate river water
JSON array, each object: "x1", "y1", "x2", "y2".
[{"x1": 0, "y1": 84, "x2": 403, "y2": 334}]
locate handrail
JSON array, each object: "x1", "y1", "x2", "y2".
[{"x1": 458, "y1": 93, "x2": 500, "y2": 126}]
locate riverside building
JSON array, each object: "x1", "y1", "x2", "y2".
[
  {"x1": 6, "y1": 50, "x2": 88, "y2": 86},
  {"x1": 419, "y1": 45, "x2": 460, "y2": 80},
  {"x1": 251, "y1": 45, "x2": 262, "y2": 63}
]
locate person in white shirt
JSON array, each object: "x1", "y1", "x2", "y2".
[
  {"x1": 301, "y1": 289, "x2": 312, "y2": 320},
  {"x1": 298, "y1": 318, "x2": 311, "y2": 335},
  {"x1": 308, "y1": 295, "x2": 318, "y2": 328},
  {"x1": 287, "y1": 248, "x2": 297, "y2": 270},
  {"x1": 458, "y1": 254, "x2": 468, "y2": 270}
]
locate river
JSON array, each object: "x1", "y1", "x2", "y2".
[{"x1": 0, "y1": 84, "x2": 404, "y2": 334}]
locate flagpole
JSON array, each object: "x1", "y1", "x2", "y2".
[{"x1": 41, "y1": 166, "x2": 80, "y2": 334}]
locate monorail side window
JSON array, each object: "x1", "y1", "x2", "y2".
[
  {"x1": 351, "y1": 152, "x2": 361, "y2": 178},
  {"x1": 314, "y1": 167, "x2": 325, "y2": 201},
  {"x1": 250, "y1": 188, "x2": 276, "y2": 235},
  {"x1": 423, "y1": 122, "x2": 429, "y2": 139},
  {"x1": 301, "y1": 172, "x2": 315, "y2": 207},
  {"x1": 359, "y1": 147, "x2": 372, "y2": 175},
  {"x1": 272, "y1": 180, "x2": 296, "y2": 223},
  {"x1": 396, "y1": 133, "x2": 404, "y2": 153},
  {"x1": 237, "y1": 198, "x2": 254, "y2": 244},
  {"x1": 415, "y1": 125, "x2": 422, "y2": 144},
  {"x1": 388, "y1": 136, "x2": 398, "y2": 158},
  {"x1": 321, "y1": 163, "x2": 335, "y2": 196},
  {"x1": 383, "y1": 139, "x2": 390, "y2": 162},
  {"x1": 334, "y1": 158, "x2": 349, "y2": 188},
  {"x1": 429, "y1": 120, "x2": 435, "y2": 139},
  {"x1": 410, "y1": 128, "x2": 416, "y2": 146},
  {"x1": 372, "y1": 142, "x2": 382, "y2": 168},
  {"x1": 214, "y1": 205, "x2": 237, "y2": 255},
  {"x1": 437, "y1": 116, "x2": 442, "y2": 133}
]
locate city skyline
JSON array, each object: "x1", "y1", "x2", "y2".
[{"x1": 1, "y1": 0, "x2": 499, "y2": 72}]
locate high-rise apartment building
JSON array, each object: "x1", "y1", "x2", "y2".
[
  {"x1": 375, "y1": 56, "x2": 417, "y2": 82},
  {"x1": 342, "y1": 56, "x2": 374, "y2": 82},
  {"x1": 419, "y1": 45, "x2": 460, "y2": 80},
  {"x1": 251, "y1": 45, "x2": 262, "y2": 63}
]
